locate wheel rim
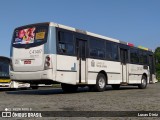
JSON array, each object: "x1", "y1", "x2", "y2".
[
  {"x1": 98, "y1": 77, "x2": 105, "y2": 89},
  {"x1": 142, "y1": 78, "x2": 147, "y2": 87}
]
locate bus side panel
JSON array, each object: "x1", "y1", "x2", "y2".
[
  {"x1": 56, "y1": 55, "x2": 77, "y2": 84},
  {"x1": 107, "y1": 73, "x2": 122, "y2": 84},
  {"x1": 128, "y1": 64, "x2": 149, "y2": 84},
  {"x1": 87, "y1": 58, "x2": 122, "y2": 84},
  {"x1": 87, "y1": 72, "x2": 98, "y2": 84}
]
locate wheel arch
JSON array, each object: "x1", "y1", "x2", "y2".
[
  {"x1": 142, "y1": 73, "x2": 148, "y2": 82},
  {"x1": 142, "y1": 73, "x2": 147, "y2": 79},
  {"x1": 98, "y1": 70, "x2": 108, "y2": 84}
]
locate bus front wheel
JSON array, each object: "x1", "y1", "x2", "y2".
[
  {"x1": 138, "y1": 75, "x2": 147, "y2": 89},
  {"x1": 61, "y1": 83, "x2": 78, "y2": 93}
]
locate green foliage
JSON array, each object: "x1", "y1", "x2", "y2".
[
  {"x1": 155, "y1": 47, "x2": 160, "y2": 81},
  {"x1": 156, "y1": 71, "x2": 160, "y2": 81}
]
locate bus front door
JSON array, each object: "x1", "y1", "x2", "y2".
[
  {"x1": 148, "y1": 55, "x2": 154, "y2": 83},
  {"x1": 76, "y1": 39, "x2": 87, "y2": 83},
  {"x1": 120, "y1": 48, "x2": 128, "y2": 84}
]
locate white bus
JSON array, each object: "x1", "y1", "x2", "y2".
[{"x1": 10, "y1": 22, "x2": 157, "y2": 92}]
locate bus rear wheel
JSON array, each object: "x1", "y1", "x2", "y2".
[
  {"x1": 61, "y1": 83, "x2": 78, "y2": 93},
  {"x1": 94, "y1": 73, "x2": 106, "y2": 92},
  {"x1": 138, "y1": 75, "x2": 147, "y2": 89}
]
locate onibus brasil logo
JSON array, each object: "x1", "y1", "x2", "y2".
[{"x1": 1, "y1": 108, "x2": 42, "y2": 118}]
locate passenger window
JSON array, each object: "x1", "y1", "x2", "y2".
[
  {"x1": 130, "y1": 49, "x2": 139, "y2": 64},
  {"x1": 58, "y1": 43, "x2": 66, "y2": 53},
  {"x1": 58, "y1": 31, "x2": 74, "y2": 55},
  {"x1": 106, "y1": 42, "x2": 118, "y2": 60},
  {"x1": 98, "y1": 50, "x2": 105, "y2": 58},
  {"x1": 89, "y1": 38, "x2": 105, "y2": 58},
  {"x1": 59, "y1": 31, "x2": 73, "y2": 43},
  {"x1": 112, "y1": 44, "x2": 119, "y2": 60},
  {"x1": 139, "y1": 51, "x2": 148, "y2": 65},
  {"x1": 90, "y1": 49, "x2": 98, "y2": 57},
  {"x1": 66, "y1": 44, "x2": 74, "y2": 54},
  {"x1": 90, "y1": 38, "x2": 105, "y2": 49}
]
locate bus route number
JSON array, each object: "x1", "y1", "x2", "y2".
[{"x1": 29, "y1": 49, "x2": 42, "y2": 54}]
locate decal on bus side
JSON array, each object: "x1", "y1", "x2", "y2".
[
  {"x1": 96, "y1": 62, "x2": 107, "y2": 68},
  {"x1": 91, "y1": 60, "x2": 95, "y2": 67},
  {"x1": 91, "y1": 60, "x2": 107, "y2": 68}
]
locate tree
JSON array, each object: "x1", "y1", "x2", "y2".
[{"x1": 154, "y1": 47, "x2": 160, "y2": 81}]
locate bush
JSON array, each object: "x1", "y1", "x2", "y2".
[
  {"x1": 155, "y1": 47, "x2": 160, "y2": 82},
  {"x1": 156, "y1": 70, "x2": 160, "y2": 82},
  {"x1": 156, "y1": 71, "x2": 160, "y2": 82}
]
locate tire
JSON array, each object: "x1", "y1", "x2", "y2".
[
  {"x1": 138, "y1": 75, "x2": 147, "y2": 89},
  {"x1": 61, "y1": 83, "x2": 78, "y2": 93},
  {"x1": 112, "y1": 84, "x2": 120, "y2": 90},
  {"x1": 94, "y1": 73, "x2": 106, "y2": 92}
]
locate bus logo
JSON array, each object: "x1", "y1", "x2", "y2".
[
  {"x1": 2, "y1": 112, "x2": 11, "y2": 118},
  {"x1": 91, "y1": 60, "x2": 95, "y2": 67}
]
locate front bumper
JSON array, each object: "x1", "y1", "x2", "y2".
[
  {"x1": 0, "y1": 83, "x2": 11, "y2": 88},
  {"x1": 0, "y1": 79, "x2": 11, "y2": 88}
]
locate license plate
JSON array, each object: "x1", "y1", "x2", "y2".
[{"x1": 24, "y1": 60, "x2": 31, "y2": 64}]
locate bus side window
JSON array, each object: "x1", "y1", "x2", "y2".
[
  {"x1": 58, "y1": 31, "x2": 74, "y2": 55},
  {"x1": 112, "y1": 44, "x2": 119, "y2": 60},
  {"x1": 89, "y1": 38, "x2": 105, "y2": 58},
  {"x1": 106, "y1": 42, "x2": 112, "y2": 60},
  {"x1": 98, "y1": 50, "x2": 105, "y2": 58},
  {"x1": 90, "y1": 49, "x2": 97, "y2": 57},
  {"x1": 139, "y1": 51, "x2": 148, "y2": 65},
  {"x1": 67, "y1": 44, "x2": 74, "y2": 54},
  {"x1": 130, "y1": 48, "x2": 139, "y2": 64},
  {"x1": 106, "y1": 42, "x2": 118, "y2": 61},
  {"x1": 58, "y1": 43, "x2": 66, "y2": 53}
]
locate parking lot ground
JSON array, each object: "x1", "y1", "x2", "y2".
[{"x1": 0, "y1": 82, "x2": 160, "y2": 119}]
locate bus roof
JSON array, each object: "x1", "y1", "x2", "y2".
[
  {"x1": 49, "y1": 22, "x2": 153, "y2": 52},
  {"x1": 50, "y1": 22, "x2": 120, "y2": 43}
]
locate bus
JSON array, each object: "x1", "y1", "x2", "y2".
[
  {"x1": 0, "y1": 56, "x2": 10, "y2": 88},
  {"x1": 0, "y1": 56, "x2": 30, "y2": 89},
  {"x1": 10, "y1": 22, "x2": 157, "y2": 92}
]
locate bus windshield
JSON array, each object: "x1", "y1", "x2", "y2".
[
  {"x1": 0, "y1": 61, "x2": 9, "y2": 78},
  {"x1": 12, "y1": 24, "x2": 49, "y2": 48}
]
